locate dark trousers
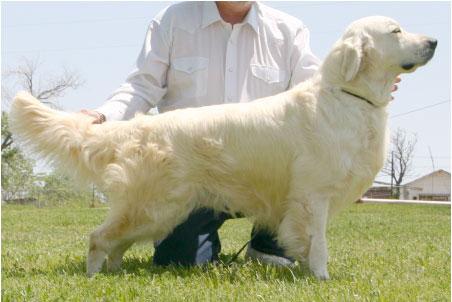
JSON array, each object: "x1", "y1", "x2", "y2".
[{"x1": 153, "y1": 208, "x2": 286, "y2": 266}]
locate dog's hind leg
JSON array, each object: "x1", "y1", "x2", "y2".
[
  {"x1": 87, "y1": 214, "x2": 136, "y2": 277},
  {"x1": 87, "y1": 228, "x2": 109, "y2": 277},
  {"x1": 87, "y1": 227, "x2": 136, "y2": 276},
  {"x1": 87, "y1": 198, "x2": 196, "y2": 276},
  {"x1": 107, "y1": 240, "x2": 133, "y2": 272}
]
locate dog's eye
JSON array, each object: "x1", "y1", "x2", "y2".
[{"x1": 391, "y1": 28, "x2": 402, "y2": 34}]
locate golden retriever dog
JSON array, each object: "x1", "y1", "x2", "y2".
[{"x1": 10, "y1": 16, "x2": 436, "y2": 279}]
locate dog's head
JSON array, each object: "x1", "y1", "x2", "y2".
[
  {"x1": 322, "y1": 16, "x2": 437, "y2": 105},
  {"x1": 339, "y1": 16, "x2": 437, "y2": 81}
]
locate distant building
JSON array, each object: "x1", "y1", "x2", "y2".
[
  {"x1": 363, "y1": 186, "x2": 393, "y2": 199},
  {"x1": 401, "y1": 170, "x2": 451, "y2": 201}
]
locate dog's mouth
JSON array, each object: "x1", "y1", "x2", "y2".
[
  {"x1": 401, "y1": 49, "x2": 436, "y2": 71},
  {"x1": 401, "y1": 63, "x2": 416, "y2": 71}
]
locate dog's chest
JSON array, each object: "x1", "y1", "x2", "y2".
[{"x1": 329, "y1": 118, "x2": 387, "y2": 209}]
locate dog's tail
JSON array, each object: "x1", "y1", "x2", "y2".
[{"x1": 9, "y1": 92, "x2": 105, "y2": 184}]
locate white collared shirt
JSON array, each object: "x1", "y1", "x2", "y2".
[{"x1": 97, "y1": 1, "x2": 320, "y2": 121}]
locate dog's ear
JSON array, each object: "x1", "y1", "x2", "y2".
[{"x1": 340, "y1": 34, "x2": 368, "y2": 82}]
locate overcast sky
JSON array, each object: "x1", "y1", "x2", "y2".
[{"x1": 1, "y1": 1, "x2": 450, "y2": 182}]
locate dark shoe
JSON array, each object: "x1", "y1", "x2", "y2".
[{"x1": 245, "y1": 245, "x2": 296, "y2": 267}]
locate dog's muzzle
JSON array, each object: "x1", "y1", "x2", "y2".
[
  {"x1": 421, "y1": 38, "x2": 438, "y2": 59},
  {"x1": 403, "y1": 38, "x2": 437, "y2": 70}
]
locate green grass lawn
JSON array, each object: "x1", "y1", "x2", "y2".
[{"x1": 2, "y1": 203, "x2": 450, "y2": 301}]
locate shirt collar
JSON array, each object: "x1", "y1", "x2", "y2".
[
  {"x1": 202, "y1": 1, "x2": 259, "y2": 33},
  {"x1": 201, "y1": 2, "x2": 223, "y2": 29},
  {"x1": 243, "y1": 2, "x2": 259, "y2": 33}
]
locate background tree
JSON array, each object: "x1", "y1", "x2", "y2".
[
  {"x1": 1, "y1": 57, "x2": 83, "y2": 203},
  {"x1": 1, "y1": 112, "x2": 35, "y2": 201},
  {"x1": 2, "y1": 56, "x2": 83, "y2": 107},
  {"x1": 382, "y1": 128, "x2": 418, "y2": 198},
  {"x1": 2, "y1": 57, "x2": 83, "y2": 149}
]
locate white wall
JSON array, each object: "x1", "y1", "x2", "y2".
[
  {"x1": 412, "y1": 172, "x2": 451, "y2": 195},
  {"x1": 403, "y1": 171, "x2": 451, "y2": 200}
]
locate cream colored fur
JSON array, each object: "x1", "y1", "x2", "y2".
[{"x1": 10, "y1": 16, "x2": 436, "y2": 279}]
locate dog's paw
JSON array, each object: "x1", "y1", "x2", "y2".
[
  {"x1": 312, "y1": 268, "x2": 330, "y2": 280},
  {"x1": 86, "y1": 263, "x2": 103, "y2": 278}
]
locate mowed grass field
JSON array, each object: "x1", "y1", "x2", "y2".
[{"x1": 2, "y1": 203, "x2": 450, "y2": 301}]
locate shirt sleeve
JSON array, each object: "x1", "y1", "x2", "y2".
[
  {"x1": 289, "y1": 26, "x2": 321, "y2": 88},
  {"x1": 96, "y1": 18, "x2": 170, "y2": 121}
]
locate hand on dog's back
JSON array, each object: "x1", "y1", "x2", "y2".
[{"x1": 80, "y1": 109, "x2": 105, "y2": 124}]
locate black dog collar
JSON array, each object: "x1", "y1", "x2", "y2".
[{"x1": 341, "y1": 89, "x2": 377, "y2": 108}]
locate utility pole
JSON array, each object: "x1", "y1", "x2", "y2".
[
  {"x1": 428, "y1": 146, "x2": 435, "y2": 196},
  {"x1": 91, "y1": 184, "x2": 95, "y2": 208},
  {"x1": 391, "y1": 150, "x2": 394, "y2": 198}
]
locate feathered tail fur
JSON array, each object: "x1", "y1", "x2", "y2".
[{"x1": 9, "y1": 92, "x2": 106, "y2": 185}]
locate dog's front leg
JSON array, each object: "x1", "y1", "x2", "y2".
[
  {"x1": 277, "y1": 197, "x2": 330, "y2": 280},
  {"x1": 307, "y1": 198, "x2": 330, "y2": 280}
]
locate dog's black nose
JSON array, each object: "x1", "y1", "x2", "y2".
[{"x1": 428, "y1": 39, "x2": 438, "y2": 49}]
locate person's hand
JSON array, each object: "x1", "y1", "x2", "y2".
[
  {"x1": 80, "y1": 109, "x2": 106, "y2": 124},
  {"x1": 391, "y1": 76, "x2": 401, "y2": 100}
]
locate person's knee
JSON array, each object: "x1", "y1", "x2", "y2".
[{"x1": 153, "y1": 208, "x2": 227, "y2": 266}]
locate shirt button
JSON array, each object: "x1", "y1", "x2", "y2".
[{"x1": 228, "y1": 67, "x2": 233, "y2": 72}]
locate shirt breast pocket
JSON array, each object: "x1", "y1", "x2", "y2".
[
  {"x1": 250, "y1": 64, "x2": 289, "y2": 96},
  {"x1": 170, "y1": 57, "x2": 209, "y2": 98}
]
